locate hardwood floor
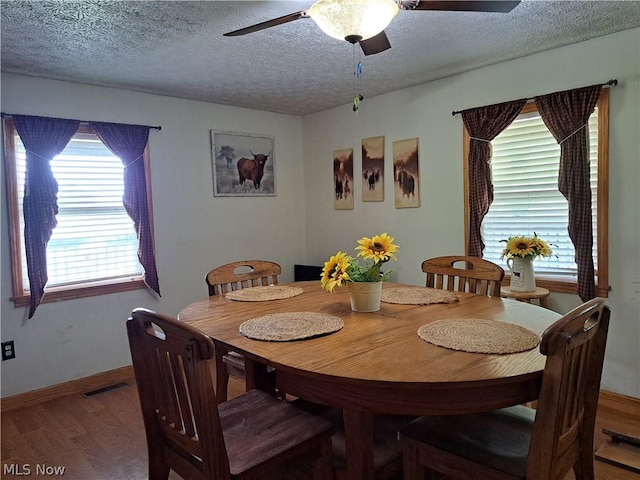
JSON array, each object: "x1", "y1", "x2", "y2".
[{"x1": 1, "y1": 374, "x2": 638, "y2": 479}]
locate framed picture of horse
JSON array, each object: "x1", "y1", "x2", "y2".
[
  {"x1": 333, "y1": 148, "x2": 354, "y2": 210},
  {"x1": 393, "y1": 138, "x2": 420, "y2": 208},
  {"x1": 211, "y1": 131, "x2": 275, "y2": 196},
  {"x1": 362, "y1": 136, "x2": 384, "y2": 202}
]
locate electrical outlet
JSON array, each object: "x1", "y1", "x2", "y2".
[{"x1": 1, "y1": 341, "x2": 15, "y2": 361}]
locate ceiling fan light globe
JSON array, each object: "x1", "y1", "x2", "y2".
[{"x1": 308, "y1": 0, "x2": 399, "y2": 42}]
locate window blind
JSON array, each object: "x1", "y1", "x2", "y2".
[
  {"x1": 482, "y1": 109, "x2": 598, "y2": 276},
  {"x1": 15, "y1": 131, "x2": 143, "y2": 290}
]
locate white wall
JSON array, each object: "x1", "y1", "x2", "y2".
[
  {"x1": 1, "y1": 28, "x2": 638, "y2": 399},
  {"x1": 302, "y1": 28, "x2": 640, "y2": 398},
  {"x1": 1, "y1": 75, "x2": 307, "y2": 396}
]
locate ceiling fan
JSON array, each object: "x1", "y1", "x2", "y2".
[{"x1": 224, "y1": 0, "x2": 520, "y2": 56}]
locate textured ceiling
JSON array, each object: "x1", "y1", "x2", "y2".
[{"x1": 2, "y1": 1, "x2": 640, "y2": 116}]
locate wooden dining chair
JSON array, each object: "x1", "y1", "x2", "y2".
[
  {"x1": 205, "y1": 260, "x2": 281, "y2": 402},
  {"x1": 398, "y1": 298, "x2": 610, "y2": 480},
  {"x1": 422, "y1": 255, "x2": 505, "y2": 296},
  {"x1": 127, "y1": 308, "x2": 334, "y2": 480}
]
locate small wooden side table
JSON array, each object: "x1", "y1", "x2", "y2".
[{"x1": 501, "y1": 286, "x2": 550, "y2": 308}]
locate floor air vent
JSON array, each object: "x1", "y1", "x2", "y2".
[{"x1": 82, "y1": 381, "x2": 130, "y2": 398}]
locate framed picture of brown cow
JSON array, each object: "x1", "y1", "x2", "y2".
[
  {"x1": 211, "y1": 131, "x2": 275, "y2": 196},
  {"x1": 393, "y1": 138, "x2": 420, "y2": 208}
]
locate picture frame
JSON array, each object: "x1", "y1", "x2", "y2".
[
  {"x1": 362, "y1": 136, "x2": 384, "y2": 202},
  {"x1": 393, "y1": 138, "x2": 420, "y2": 208},
  {"x1": 333, "y1": 148, "x2": 354, "y2": 210},
  {"x1": 211, "y1": 131, "x2": 275, "y2": 196}
]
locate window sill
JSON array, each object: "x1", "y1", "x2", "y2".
[
  {"x1": 11, "y1": 278, "x2": 147, "y2": 308},
  {"x1": 502, "y1": 274, "x2": 610, "y2": 298}
]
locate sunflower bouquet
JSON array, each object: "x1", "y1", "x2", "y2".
[
  {"x1": 321, "y1": 232, "x2": 399, "y2": 293},
  {"x1": 500, "y1": 233, "x2": 554, "y2": 260}
]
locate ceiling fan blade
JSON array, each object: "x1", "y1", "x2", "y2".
[
  {"x1": 403, "y1": 1, "x2": 520, "y2": 13},
  {"x1": 224, "y1": 10, "x2": 308, "y2": 37},
  {"x1": 360, "y1": 31, "x2": 392, "y2": 56}
]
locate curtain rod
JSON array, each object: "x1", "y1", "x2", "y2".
[
  {"x1": 451, "y1": 79, "x2": 618, "y2": 117},
  {"x1": 1, "y1": 112, "x2": 161, "y2": 131}
]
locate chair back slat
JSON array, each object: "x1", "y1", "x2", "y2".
[
  {"x1": 206, "y1": 260, "x2": 281, "y2": 297},
  {"x1": 527, "y1": 299, "x2": 610, "y2": 479},
  {"x1": 127, "y1": 309, "x2": 231, "y2": 479},
  {"x1": 422, "y1": 256, "x2": 505, "y2": 297},
  {"x1": 168, "y1": 354, "x2": 197, "y2": 438},
  {"x1": 155, "y1": 349, "x2": 182, "y2": 427}
]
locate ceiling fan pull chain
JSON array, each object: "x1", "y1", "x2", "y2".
[
  {"x1": 353, "y1": 91, "x2": 364, "y2": 113},
  {"x1": 352, "y1": 45, "x2": 359, "y2": 113},
  {"x1": 353, "y1": 48, "x2": 364, "y2": 114}
]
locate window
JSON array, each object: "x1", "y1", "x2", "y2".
[
  {"x1": 464, "y1": 90, "x2": 609, "y2": 296},
  {"x1": 4, "y1": 119, "x2": 151, "y2": 307}
]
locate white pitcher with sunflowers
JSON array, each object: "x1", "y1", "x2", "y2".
[
  {"x1": 501, "y1": 234, "x2": 554, "y2": 293},
  {"x1": 506, "y1": 256, "x2": 536, "y2": 292}
]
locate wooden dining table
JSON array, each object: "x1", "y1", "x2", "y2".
[{"x1": 178, "y1": 281, "x2": 561, "y2": 479}]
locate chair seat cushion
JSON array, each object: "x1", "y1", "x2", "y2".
[
  {"x1": 399, "y1": 404, "x2": 536, "y2": 478},
  {"x1": 219, "y1": 389, "x2": 334, "y2": 475}
]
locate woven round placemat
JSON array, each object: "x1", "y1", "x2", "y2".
[
  {"x1": 225, "y1": 285, "x2": 304, "y2": 302},
  {"x1": 417, "y1": 318, "x2": 540, "y2": 354},
  {"x1": 381, "y1": 287, "x2": 458, "y2": 305},
  {"x1": 239, "y1": 312, "x2": 344, "y2": 342}
]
